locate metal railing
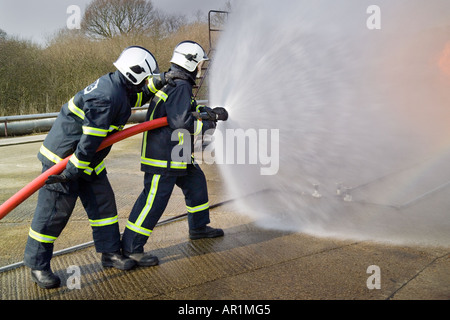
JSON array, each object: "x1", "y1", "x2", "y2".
[
  {"x1": 193, "y1": 10, "x2": 229, "y2": 99},
  {"x1": 208, "y1": 10, "x2": 229, "y2": 49}
]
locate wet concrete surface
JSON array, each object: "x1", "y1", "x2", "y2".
[{"x1": 0, "y1": 133, "x2": 449, "y2": 302}]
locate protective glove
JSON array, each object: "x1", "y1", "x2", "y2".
[
  {"x1": 211, "y1": 107, "x2": 228, "y2": 121},
  {"x1": 45, "y1": 174, "x2": 69, "y2": 185},
  {"x1": 45, "y1": 169, "x2": 77, "y2": 185},
  {"x1": 144, "y1": 70, "x2": 192, "y2": 94},
  {"x1": 145, "y1": 74, "x2": 168, "y2": 93}
]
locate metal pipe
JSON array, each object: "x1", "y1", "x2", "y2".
[
  {"x1": 0, "y1": 118, "x2": 56, "y2": 137},
  {"x1": 0, "y1": 101, "x2": 208, "y2": 138},
  {"x1": 0, "y1": 109, "x2": 147, "y2": 138}
]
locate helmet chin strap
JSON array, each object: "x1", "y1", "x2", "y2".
[
  {"x1": 121, "y1": 72, "x2": 146, "y2": 95},
  {"x1": 196, "y1": 68, "x2": 202, "y2": 79},
  {"x1": 196, "y1": 61, "x2": 205, "y2": 79},
  {"x1": 126, "y1": 72, "x2": 138, "y2": 84}
]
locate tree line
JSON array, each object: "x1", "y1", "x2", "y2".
[{"x1": 0, "y1": 0, "x2": 230, "y2": 116}]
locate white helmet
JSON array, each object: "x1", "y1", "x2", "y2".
[
  {"x1": 170, "y1": 41, "x2": 209, "y2": 72},
  {"x1": 113, "y1": 46, "x2": 159, "y2": 85}
]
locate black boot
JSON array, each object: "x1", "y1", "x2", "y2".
[
  {"x1": 101, "y1": 251, "x2": 136, "y2": 270},
  {"x1": 123, "y1": 251, "x2": 159, "y2": 267},
  {"x1": 189, "y1": 226, "x2": 224, "y2": 240},
  {"x1": 30, "y1": 268, "x2": 61, "y2": 289}
]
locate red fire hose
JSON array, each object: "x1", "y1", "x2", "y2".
[{"x1": 0, "y1": 117, "x2": 168, "y2": 220}]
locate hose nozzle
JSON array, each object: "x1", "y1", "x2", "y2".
[{"x1": 193, "y1": 106, "x2": 228, "y2": 121}]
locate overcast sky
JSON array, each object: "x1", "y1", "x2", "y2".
[{"x1": 0, "y1": 0, "x2": 230, "y2": 44}]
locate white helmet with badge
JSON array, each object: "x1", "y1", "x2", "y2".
[
  {"x1": 170, "y1": 41, "x2": 209, "y2": 73},
  {"x1": 114, "y1": 46, "x2": 159, "y2": 85}
]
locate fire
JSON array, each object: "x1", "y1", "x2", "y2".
[{"x1": 438, "y1": 42, "x2": 450, "y2": 77}]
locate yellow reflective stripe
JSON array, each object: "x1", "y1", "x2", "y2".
[
  {"x1": 83, "y1": 125, "x2": 123, "y2": 138},
  {"x1": 186, "y1": 202, "x2": 209, "y2": 213},
  {"x1": 69, "y1": 154, "x2": 90, "y2": 169},
  {"x1": 178, "y1": 132, "x2": 184, "y2": 145},
  {"x1": 126, "y1": 221, "x2": 152, "y2": 237},
  {"x1": 148, "y1": 78, "x2": 158, "y2": 94},
  {"x1": 141, "y1": 157, "x2": 167, "y2": 168},
  {"x1": 109, "y1": 125, "x2": 123, "y2": 132},
  {"x1": 29, "y1": 228, "x2": 57, "y2": 244},
  {"x1": 89, "y1": 215, "x2": 118, "y2": 227},
  {"x1": 140, "y1": 157, "x2": 187, "y2": 169},
  {"x1": 155, "y1": 90, "x2": 168, "y2": 102},
  {"x1": 94, "y1": 161, "x2": 105, "y2": 175},
  {"x1": 68, "y1": 97, "x2": 85, "y2": 120},
  {"x1": 134, "y1": 92, "x2": 143, "y2": 108},
  {"x1": 125, "y1": 174, "x2": 158, "y2": 235},
  {"x1": 149, "y1": 106, "x2": 157, "y2": 121},
  {"x1": 82, "y1": 126, "x2": 108, "y2": 137},
  {"x1": 142, "y1": 131, "x2": 149, "y2": 158},
  {"x1": 170, "y1": 161, "x2": 187, "y2": 169},
  {"x1": 83, "y1": 161, "x2": 105, "y2": 176},
  {"x1": 148, "y1": 93, "x2": 166, "y2": 122},
  {"x1": 135, "y1": 174, "x2": 160, "y2": 226},
  {"x1": 193, "y1": 119, "x2": 203, "y2": 136},
  {"x1": 196, "y1": 105, "x2": 205, "y2": 112},
  {"x1": 39, "y1": 145, "x2": 63, "y2": 164}
]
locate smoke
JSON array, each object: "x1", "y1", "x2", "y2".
[{"x1": 209, "y1": 0, "x2": 450, "y2": 246}]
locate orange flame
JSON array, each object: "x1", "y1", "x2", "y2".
[{"x1": 438, "y1": 42, "x2": 450, "y2": 77}]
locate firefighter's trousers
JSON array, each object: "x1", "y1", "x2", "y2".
[
  {"x1": 24, "y1": 164, "x2": 121, "y2": 271},
  {"x1": 122, "y1": 164, "x2": 210, "y2": 254}
]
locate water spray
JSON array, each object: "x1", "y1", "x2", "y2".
[{"x1": 208, "y1": 0, "x2": 450, "y2": 246}]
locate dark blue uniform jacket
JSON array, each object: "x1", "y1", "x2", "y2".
[{"x1": 38, "y1": 70, "x2": 148, "y2": 181}]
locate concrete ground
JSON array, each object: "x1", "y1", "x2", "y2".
[{"x1": 0, "y1": 132, "x2": 449, "y2": 304}]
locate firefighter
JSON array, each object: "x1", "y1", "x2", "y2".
[
  {"x1": 121, "y1": 41, "x2": 229, "y2": 267},
  {"x1": 24, "y1": 46, "x2": 185, "y2": 289}
]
